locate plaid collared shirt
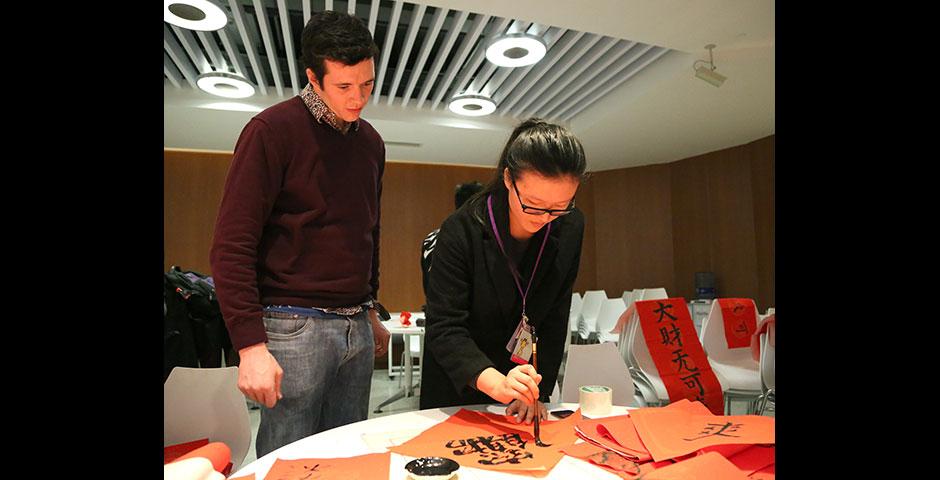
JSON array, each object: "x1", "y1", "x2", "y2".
[{"x1": 299, "y1": 83, "x2": 360, "y2": 135}]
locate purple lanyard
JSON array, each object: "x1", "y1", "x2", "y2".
[{"x1": 487, "y1": 194, "x2": 551, "y2": 316}]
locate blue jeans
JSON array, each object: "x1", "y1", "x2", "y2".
[{"x1": 256, "y1": 308, "x2": 374, "y2": 457}]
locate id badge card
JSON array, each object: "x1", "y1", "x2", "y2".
[{"x1": 506, "y1": 317, "x2": 533, "y2": 364}]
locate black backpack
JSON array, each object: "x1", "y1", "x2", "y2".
[{"x1": 163, "y1": 266, "x2": 232, "y2": 382}]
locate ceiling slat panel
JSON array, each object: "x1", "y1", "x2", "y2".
[
  {"x1": 466, "y1": 19, "x2": 531, "y2": 94},
  {"x1": 480, "y1": 26, "x2": 565, "y2": 99},
  {"x1": 171, "y1": 25, "x2": 212, "y2": 73},
  {"x1": 401, "y1": 7, "x2": 447, "y2": 107},
  {"x1": 166, "y1": 3, "x2": 682, "y2": 123},
  {"x1": 387, "y1": 4, "x2": 428, "y2": 105},
  {"x1": 496, "y1": 29, "x2": 585, "y2": 115},
  {"x1": 252, "y1": 0, "x2": 285, "y2": 97},
  {"x1": 547, "y1": 43, "x2": 653, "y2": 119},
  {"x1": 218, "y1": 29, "x2": 250, "y2": 79},
  {"x1": 368, "y1": 0, "x2": 380, "y2": 35},
  {"x1": 513, "y1": 34, "x2": 603, "y2": 117},
  {"x1": 560, "y1": 47, "x2": 671, "y2": 121},
  {"x1": 527, "y1": 36, "x2": 620, "y2": 117},
  {"x1": 436, "y1": 17, "x2": 512, "y2": 107},
  {"x1": 415, "y1": 10, "x2": 472, "y2": 109},
  {"x1": 164, "y1": 52, "x2": 183, "y2": 89},
  {"x1": 373, "y1": 0, "x2": 403, "y2": 104},
  {"x1": 535, "y1": 40, "x2": 636, "y2": 119},
  {"x1": 228, "y1": 0, "x2": 269, "y2": 96},
  {"x1": 164, "y1": 25, "x2": 198, "y2": 88},
  {"x1": 196, "y1": 31, "x2": 227, "y2": 71},
  {"x1": 277, "y1": 0, "x2": 301, "y2": 95}
]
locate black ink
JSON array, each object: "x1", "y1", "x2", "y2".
[
  {"x1": 654, "y1": 301, "x2": 678, "y2": 323},
  {"x1": 659, "y1": 322, "x2": 683, "y2": 347},
  {"x1": 683, "y1": 422, "x2": 743, "y2": 441},
  {"x1": 671, "y1": 349, "x2": 698, "y2": 373}
]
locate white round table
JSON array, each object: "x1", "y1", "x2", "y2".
[{"x1": 231, "y1": 403, "x2": 634, "y2": 479}]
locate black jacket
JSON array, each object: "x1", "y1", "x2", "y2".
[{"x1": 420, "y1": 187, "x2": 584, "y2": 409}]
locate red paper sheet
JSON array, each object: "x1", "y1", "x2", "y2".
[
  {"x1": 262, "y1": 452, "x2": 390, "y2": 480},
  {"x1": 610, "y1": 305, "x2": 635, "y2": 334},
  {"x1": 575, "y1": 416, "x2": 650, "y2": 462},
  {"x1": 718, "y1": 298, "x2": 757, "y2": 349},
  {"x1": 629, "y1": 405, "x2": 775, "y2": 462},
  {"x1": 389, "y1": 408, "x2": 581, "y2": 474},
  {"x1": 726, "y1": 444, "x2": 775, "y2": 475},
  {"x1": 163, "y1": 438, "x2": 209, "y2": 464},
  {"x1": 750, "y1": 314, "x2": 775, "y2": 361},
  {"x1": 561, "y1": 442, "x2": 644, "y2": 478},
  {"x1": 636, "y1": 298, "x2": 724, "y2": 414},
  {"x1": 749, "y1": 462, "x2": 775, "y2": 479},
  {"x1": 173, "y1": 442, "x2": 231, "y2": 474},
  {"x1": 639, "y1": 451, "x2": 751, "y2": 479}
]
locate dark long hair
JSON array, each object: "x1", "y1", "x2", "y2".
[
  {"x1": 301, "y1": 11, "x2": 379, "y2": 86},
  {"x1": 479, "y1": 118, "x2": 588, "y2": 197}
]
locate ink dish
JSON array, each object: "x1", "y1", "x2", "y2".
[{"x1": 404, "y1": 456, "x2": 460, "y2": 480}]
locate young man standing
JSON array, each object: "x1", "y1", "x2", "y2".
[{"x1": 210, "y1": 11, "x2": 390, "y2": 457}]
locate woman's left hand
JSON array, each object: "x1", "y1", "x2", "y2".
[{"x1": 506, "y1": 399, "x2": 547, "y2": 425}]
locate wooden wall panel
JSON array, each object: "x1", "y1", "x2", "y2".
[
  {"x1": 378, "y1": 163, "x2": 493, "y2": 311},
  {"x1": 591, "y1": 164, "x2": 675, "y2": 298},
  {"x1": 572, "y1": 178, "x2": 597, "y2": 294},
  {"x1": 163, "y1": 149, "x2": 494, "y2": 312},
  {"x1": 164, "y1": 150, "x2": 231, "y2": 274},
  {"x1": 705, "y1": 147, "x2": 760, "y2": 303},
  {"x1": 671, "y1": 155, "x2": 714, "y2": 300},
  {"x1": 584, "y1": 135, "x2": 774, "y2": 310},
  {"x1": 165, "y1": 134, "x2": 774, "y2": 317},
  {"x1": 749, "y1": 136, "x2": 775, "y2": 311}
]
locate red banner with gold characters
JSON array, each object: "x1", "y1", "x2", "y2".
[
  {"x1": 718, "y1": 298, "x2": 757, "y2": 349},
  {"x1": 636, "y1": 298, "x2": 724, "y2": 415}
]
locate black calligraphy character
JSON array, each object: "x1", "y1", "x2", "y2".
[
  {"x1": 295, "y1": 463, "x2": 321, "y2": 480},
  {"x1": 734, "y1": 323, "x2": 749, "y2": 335},
  {"x1": 659, "y1": 322, "x2": 683, "y2": 347},
  {"x1": 447, "y1": 434, "x2": 533, "y2": 465},
  {"x1": 654, "y1": 301, "x2": 678, "y2": 323},
  {"x1": 671, "y1": 349, "x2": 698, "y2": 373},
  {"x1": 683, "y1": 422, "x2": 743, "y2": 441},
  {"x1": 680, "y1": 371, "x2": 704, "y2": 396},
  {"x1": 447, "y1": 437, "x2": 487, "y2": 455}
]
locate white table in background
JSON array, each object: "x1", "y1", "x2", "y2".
[
  {"x1": 231, "y1": 402, "x2": 634, "y2": 480},
  {"x1": 376, "y1": 313, "x2": 425, "y2": 412}
]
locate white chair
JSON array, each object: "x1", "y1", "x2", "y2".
[
  {"x1": 577, "y1": 290, "x2": 608, "y2": 342},
  {"x1": 630, "y1": 310, "x2": 670, "y2": 406},
  {"x1": 164, "y1": 367, "x2": 251, "y2": 471},
  {"x1": 595, "y1": 298, "x2": 627, "y2": 343},
  {"x1": 700, "y1": 299, "x2": 762, "y2": 414},
  {"x1": 569, "y1": 292, "x2": 583, "y2": 336},
  {"x1": 560, "y1": 343, "x2": 640, "y2": 407},
  {"x1": 757, "y1": 320, "x2": 775, "y2": 415},
  {"x1": 639, "y1": 288, "x2": 668, "y2": 302},
  {"x1": 549, "y1": 380, "x2": 561, "y2": 404}
]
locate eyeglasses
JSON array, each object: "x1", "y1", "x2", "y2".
[{"x1": 511, "y1": 178, "x2": 576, "y2": 216}]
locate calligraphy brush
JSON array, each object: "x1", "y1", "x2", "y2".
[{"x1": 531, "y1": 324, "x2": 551, "y2": 447}]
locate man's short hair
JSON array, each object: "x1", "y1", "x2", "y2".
[{"x1": 302, "y1": 11, "x2": 380, "y2": 86}]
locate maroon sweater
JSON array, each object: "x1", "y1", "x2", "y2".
[{"x1": 210, "y1": 96, "x2": 385, "y2": 350}]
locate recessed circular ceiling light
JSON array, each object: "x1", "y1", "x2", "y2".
[
  {"x1": 485, "y1": 33, "x2": 547, "y2": 67},
  {"x1": 196, "y1": 72, "x2": 256, "y2": 98},
  {"x1": 164, "y1": 0, "x2": 228, "y2": 31},
  {"x1": 448, "y1": 95, "x2": 497, "y2": 117}
]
